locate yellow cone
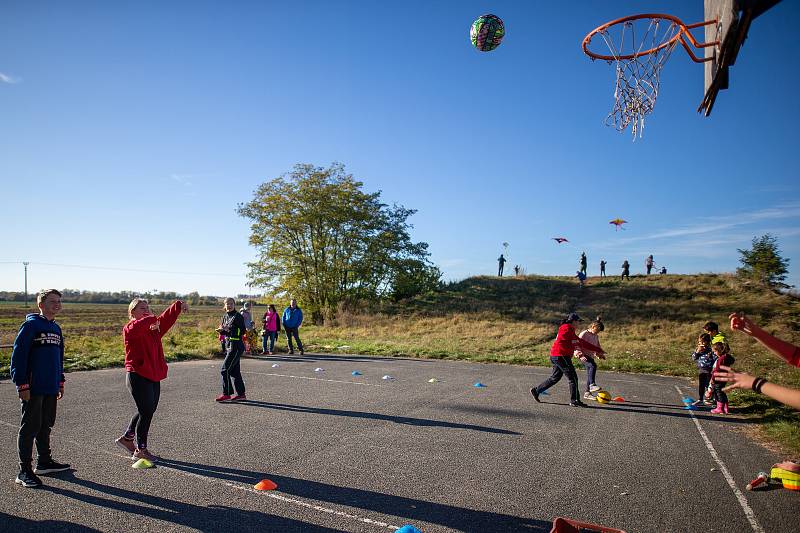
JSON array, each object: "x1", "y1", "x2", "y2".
[{"x1": 132, "y1": 458, "x2": 154, "y2": 469}]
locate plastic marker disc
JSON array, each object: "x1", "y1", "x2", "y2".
[
  {"x1": 132, "y1": 458, "x2": 154, "y2": 469},
  {"x1": 254, "y1": 479, "x2": 278, "y2": 491}
]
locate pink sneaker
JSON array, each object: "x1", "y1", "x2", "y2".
[
  {"x1": 132, "y1": 448, "x2": 157, "y2": 462},
  {"x1": 231, "y1": 394, "x2": 247, "y2": 401},
  {"x1": 215, "y1": 394, "x2": 232, "y2": 402},
  {"x1": 115, "y1": 436, "x2": 136, "y2": 455}
]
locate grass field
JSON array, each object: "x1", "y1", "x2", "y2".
[{"x1": 1, "y1": 272, "x2": 798, "y2": 454}]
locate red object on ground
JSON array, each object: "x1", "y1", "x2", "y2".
[
  {"x1": 254, "y1": 479, "x2": 278, "y2": 491},
  {"x1": 551, "y1": 516, "x2": 627, "y2": 533}
]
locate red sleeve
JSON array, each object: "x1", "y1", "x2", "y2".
[
  {"x1": 577, "y1": 337, "x2": 603, "y2": 354},
  {"x1": 123, "y1": 315, "x2": 158, "y2": 340},
  {"x1": 156, "y1": 300, "x2": 184, "y2": 337}
]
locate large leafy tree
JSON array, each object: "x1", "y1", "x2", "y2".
[
  {"x1": 237, "y1": 163, "x2": 441, "y2": 322},
  {"x1": 737, "y1": 234, "x2": 790, "y2": 289}
]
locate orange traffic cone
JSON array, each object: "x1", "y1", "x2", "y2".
[{"x1": 254, "y1": 479, "x2": 278, "y2": 491}]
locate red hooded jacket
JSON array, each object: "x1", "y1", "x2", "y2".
[
  {"x1": 551, "y1": 323, "x2": 603, "y2": 357},
  {"x1": 123, "y1": 300, "x2": 184, "y2": 382}
]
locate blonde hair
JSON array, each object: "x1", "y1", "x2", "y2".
[{"x1": 128, "y1": 298, "x2": 148, "y2": 319}]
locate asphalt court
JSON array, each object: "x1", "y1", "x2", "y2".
[{"x1": 1, "y1": 355, "x2": 796, "y2": 532}]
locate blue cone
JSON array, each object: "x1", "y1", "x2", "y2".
[
  {"x1": 682, "y1": 397, "x2": 695, "y2": 404},
  {"x1": 683, "y1": 404, "x2": 698, "y2": 410},
  {"x1": 473, "y1": 382, "x2": 486, "y2": 388},
  {"x1": 351, "y1": 371, "x2": 362, "y2": 376},
  {"x1": 397, "y1": 525, "x2": 423, "y2": 533}
]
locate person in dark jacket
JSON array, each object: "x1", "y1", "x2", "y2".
[
  {"x1": 215, "y1": 298, "x2": 247, "y2": 402},
  {"x1": 621, "y1": 260, "x2": 630, "y2": 280},
  {"x1": 11, "y1": 289, "x2": 70, "y2": 487},
  {"x1": 282, "y1": 299, "x2": 305, "y2": 355}
]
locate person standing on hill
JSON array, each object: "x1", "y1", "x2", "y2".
[
  {"x1": 621, "y1": 260, "x2": 630, "y2": 280},
  {"x1": 116, "y1": 298, "x2": 189, "y2": 463},
  {"x1": 600, "y1": 260, "x2": 607, "y2": 277},
  {"x1": 11, "y1": 289, "x2": 70, "y2": 488},
  {"x1": 261, "y1": 304, "x2": 281, "y2": 355},
  {"x1": 530, "y1": 313, "x2": 604, "y2": 407},
  {"x1": 497, "y1": 254, "x2": 506, "y2": 277},
  {"x1": 579, "y1": 252, "x2": 587, "y2": 275},
  {"x1": 282, "y1": 299, "x2": 305, "y2": 355},
  {"x1": 645, "y1": 255, "x2": 655, "y2": 275},
  {"x1": 215, "y1": 298, "x2": 247, "y2": 402}
]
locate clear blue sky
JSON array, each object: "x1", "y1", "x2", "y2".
[{"x1": 2, "y1": 1, "x2": 798, "y2": 296}]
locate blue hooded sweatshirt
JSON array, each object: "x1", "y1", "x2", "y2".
[
  {"x1": 282, "y1": 306, "x2": 303, "y2": 329},
  {"x1": 11, "y1": 314, "x2": 65, "y2": 395}
]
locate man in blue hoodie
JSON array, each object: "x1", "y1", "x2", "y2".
[
  {"x1": 11, "y1": 288, "x2": 70, "y2": 487},
  {"x1": 282, "y1": 299, "x2": 304, "y2": 355}
]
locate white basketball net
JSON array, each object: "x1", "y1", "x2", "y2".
[{"x1": 596, "y1": 18, "x2": 682, "y2": 139}]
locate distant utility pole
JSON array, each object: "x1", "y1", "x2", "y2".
[{"x1": 23, "y1": 261, "x2": 30, "y2": 307}]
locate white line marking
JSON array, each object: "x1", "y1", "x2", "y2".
[
  {"x1": 0, "y1": 420, "x2": 398, "y2": 530},
  {"x1": 673, "y1": 385, "x2": 764, "y2": 533},
  {"x1": 242, "y1": 371, "x2": 385, "y2": 387}
]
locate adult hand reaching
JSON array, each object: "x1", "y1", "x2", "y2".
[{"x1": 715, "y1": 365, "x2": 800, "y2": 410}]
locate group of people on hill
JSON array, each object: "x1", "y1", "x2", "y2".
[
  {"x1": 496, "y1": 252, "x2": 666, "y2": 281},
  {"x1": 9, "y1": 287, "x2": 800, "y2": 489},
  {"x1": 8, "y1": 289, "x2": 308, "y2": 487}
]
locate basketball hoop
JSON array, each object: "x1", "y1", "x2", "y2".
[{"x1": 583, "y1": 14, "x2": 719, "y2": 138}]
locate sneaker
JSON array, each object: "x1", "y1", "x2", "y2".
[
  {"x1": 589, "y1": 384, "x2": 602, "y2": 393},
  {"x1": 115, "y1": 436, "x2": 136, "y2": 455},
  {"x1": 583, "y1": 391, "x2": 595, "y2": 400},
  {"x1": 231, "y1": 394, "x2": 247, "y2": 401},
  {"x1": 300, "y1": 349, "x2": 304, "y2": 355},
  {"x1": 215, "y1": 394, "x2": 232, "y2": 402},
  {"x1": 530, "y1": 388, "x2": 541, "y2": 403},
  {"x1": 288, "y1": 350, "x2": 295, "y2": 355},
  {"x1": 570, "y1": 401, "x2": 588, "y2": 407},
  {"x1": 34, "y1": 459, "x2": 70, "y2": 474},
  {"x1": 132, "y1": 448, "x2": 157, "y2": 462},
  {"x1": 691, "y1": 399, "x2": 704, "y2": 407},
  {"x1": 15, "y1": 468, "x2": 42, "y2": 488}
]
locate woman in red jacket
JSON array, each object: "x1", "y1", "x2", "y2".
[
  {"x1": 115, "y1": 299, "x2": 188, "y2": 461},
  {"x1": 531, "y1": 313, "x2": 604, "y2": 407}
]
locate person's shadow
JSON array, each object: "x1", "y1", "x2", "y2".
[
  {"x1": 230, "y1": 399, "x2": 522, "y2": 435},
  {"x1": 0, "y1": 511, "x2": 101, "y2": 533},
  {"x1": 43, "y1": 470, "x2": 340, "y2": 532},
  {"x1": 157, "y1": 458, "x2": 552, "y2": 532}
]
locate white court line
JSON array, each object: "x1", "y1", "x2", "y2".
[
  {"x1": 242, "y1": 371, "x2": 385, "y2": 387},
  {"x1": 0, "y1": 420, "x2": 398, "y2": 530},
  {"x1": 672, "y1": 385, "x2": 764, "y2": 533}
]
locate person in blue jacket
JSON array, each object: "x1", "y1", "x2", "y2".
[
  {"x1": 282, "y1": 299, "x2": 305, "y2": 355},
  {"x1": 10, "y1": 289, "x2": 71, "y2": 488}
]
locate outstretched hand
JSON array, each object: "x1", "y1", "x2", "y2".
[
  {"x1": 729, "y1": 312, "x2": 754, "y2": 335},
  {"x1": 713, "y1": 365, "x2": 755, "y2": 392}
]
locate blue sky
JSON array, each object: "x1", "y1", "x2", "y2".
[{"x1": 2, "y1": 0, "x2": 798, "y2": 296}]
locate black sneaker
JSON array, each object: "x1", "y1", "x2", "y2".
[
  {"x1": 530, "y1": 388, "x2": 541, "y2": 403},
  {"x1": 300, "y1": 349, "x2": 304, "y2": 355},
  {"x1": 34, "y1": 459, "x2": 71, "y2": 474},
  {"x1": 569, "y1": 401, "x2": 588, "y2": 408},
  {"x1": 288, "y1": 351, "x2": 295, "y2": 355},
  {"x1": 15, "y1": 468, "x2": 42, "y2": 488}
]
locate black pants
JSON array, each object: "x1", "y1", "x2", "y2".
[
  {"x1": 712, "y1": 380, "x2": 728, "y2": 404},
  {"x1": 285, "y1": 327, "x2": 304, "y2": 353},
  {"x1": 534, "y1": 356, "x2": 580, "y2": 403},
  {"x1": 221, "y1": 341, "x2": 246, "y2": 395},
  {"x1": 126, "y1": 372, "x2": 161, "y2": 450},
  {"x1": 18, "y1": 394, "x2": 58, "y2": 468},
  {"x1": 698, "y1": 372, "x2": 712, "y2": 399}
]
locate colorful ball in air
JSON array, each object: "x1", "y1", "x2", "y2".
[{"x1": 470, "y1": 14, "x2": 505, "y2": 52}]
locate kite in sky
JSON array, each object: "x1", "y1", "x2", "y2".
[
  {"x1": 552, "y1": 237, "x2": 569, "y2": 244},
  {"x1": 609, "y1": 218, "x2": 628, "y2": 231}
]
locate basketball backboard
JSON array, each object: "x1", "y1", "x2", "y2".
[{"x1": 699, "y1": 0, "x2": 782, "y2": 115}]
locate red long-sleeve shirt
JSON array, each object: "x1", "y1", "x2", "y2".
[
  {"x1": 550, "y1": 323, "x2": 603, "y2": 357},
  {"x1": 123, "y1": 300, "x2": 184, "y2": 382}
]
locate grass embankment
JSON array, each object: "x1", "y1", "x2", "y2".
[{"x1": 1, "y1": 273, "x2": 798, "y2": 455}]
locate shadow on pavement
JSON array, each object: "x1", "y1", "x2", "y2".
[
  {"x1": 158, "y1": 458, "x2": 552, "y2": 532},
  {"x1": 0, "y1": 512, "x2": 101, "y2": 533},
  {"x1": 230, "y1": 400, "x2": 522, "y2": 435},
  {"x1": 246, "y1": 353, "x2": 427, "y2": 364},
  {"x1": 586, "y1": 403, "x2": 754, "y2": 423},
  {"x1": 46, "y1": 471, "x2": 339, "y2": 532}
]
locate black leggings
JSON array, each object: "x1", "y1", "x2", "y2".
[{"x1": 126, "y1": 372, "x2": 161, "y2": 450}]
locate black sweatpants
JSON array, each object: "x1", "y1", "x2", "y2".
[
  {"x1": 18, "y1": 394, "x2": 58, "y2": 468},
  {"x1": 221, "y1": 340, "x2": 246, "y2": 396},
  {"x1": 126, "y1": 371, "x2": 161, "y2": 450},
  {"x1": 698, "y1": 371, "x2": 712, "y2": 399},
  {"x1": 534, "y1": 356, "x2": 580, "y2": 403}
]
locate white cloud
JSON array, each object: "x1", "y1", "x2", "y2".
[{"x1": 0, "y1": 72, "x2": 20, "y2": 84}]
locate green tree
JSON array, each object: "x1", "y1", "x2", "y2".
[
  {"x1": 737, "y1": 234, "x2": 790, "y2": 288},
  {"x1": 237, "y1": 163, "x2": 440, "y2": 322}
]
